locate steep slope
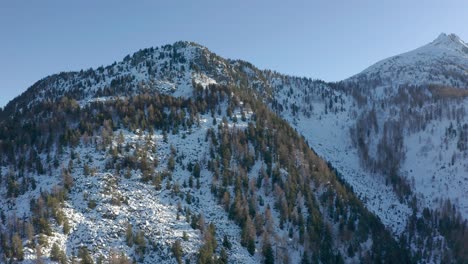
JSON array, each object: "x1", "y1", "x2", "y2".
[
  {"x1": 0, "y1": 43, "x2": 412, "y2": 263},
  {"x1": 1, "y1": 41, "x2": 411, "y2": 237},
  {"x1": 1, "y1": 34, "x2": 467, "y2": 263},
  {"x1": 338, "y1": 33, "x2": 468, "y2": 220},
  {"x1": 230, "y1": 34, "x2": 468, "y2": 262},
  {"x1": 337, "y1": 34, "x2": 468, "y2": 262}
]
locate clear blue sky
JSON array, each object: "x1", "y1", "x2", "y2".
[{"x1": 1, "y1": 0, "x2": 467, "y2": 107}]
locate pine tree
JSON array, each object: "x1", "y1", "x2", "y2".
[
  {"x1": 125, "y1": 223, "x2": 133, "y2": 247},
  {"x1": 35, "y1": 245, "x2": 44, "y2": 264},
  {"x1": 241, "y1": 216, "x2": 256, "y2": 255},
  {"x1": 219, "y1": 248, "x2": 228, "y2": 264},
  {"x1": 63, "y1": 219, "x2": 71, "y2": 234},
  {"x1": 78, "y1": 247, "x2": 93, "y2": 264},
  {"x1": 12, "y1": 233, "x2": 24, "y2": 260},
  {"x1": 262, "y1": 241, "x2": 274, "y2": 264},
  {"x1": 172, "y1": 240, "x2": 183, "y2": 264},
  {"x1": 50, "y1": 243, "x2": 64, "y2": 262},
  {"x1": 193, "y1": 163, "x2": 201, "y2": 178},
  {"x1": 222, "y1": 235, "x2": 232, "y2": 250},
  {"x1": 168, "y1": 156, "x2": 175, "y2": 171}
]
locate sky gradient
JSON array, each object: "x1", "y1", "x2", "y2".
[{"x1": 1, "y1": 0, "x2": 467, "y2": 107}]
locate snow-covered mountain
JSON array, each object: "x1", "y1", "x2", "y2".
[
  {"x1": 0, "y1": 41, "x2": 409, "y2": 264},
  {"x1": 348, "y1": 33, "x2": 468, "y2": 88},
  {"x1": 333, "y1": 33, "x2": 468, "y2": 263},
  {"x1": 1, "y1": 34, "x2": 467, "y2": 263},
  {"x1": 337, "y1": 34, "x2": 468, "y2": 220}
]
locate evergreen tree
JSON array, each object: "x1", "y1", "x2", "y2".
[
  {"x1": 78, "y1": 247, "x2": 94, "y2": 264},
  {"x1": 262, "y1": 241, "x2": 274, "y2": 264},
  {"x1": 172, "y1": 240, "x2": 183, "y2": 264},
  {"x1": 125, "y1": 223, "x2": 133, "y2": 247},
  {"x1": 50, "y1": 243, "x2": 61, "y2": 261},
  {"x1": 12, "y1": 233, "x2": 24, "y2": 261},
  {"x1": 50, "y1": 243, "x2": 67, "y2": 263},
  {"x1": 222, "y1": 235, "x2": 232, "y2": 250}
]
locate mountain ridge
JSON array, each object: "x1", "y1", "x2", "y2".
[
  {"x1": 1, "y1": 33, "x2": 467, "y2": 263},
  {"x1": 3, "y1": 33, "x2": 467, "y2": 118},
  {"x1": 347, "y1": 33, "x2": 468, "y2": 88},
  {"x1": 430, "y1": 33, "x2": 468, "y2": 53}
]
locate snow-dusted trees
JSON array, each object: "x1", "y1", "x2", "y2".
[
  {"x1": 350, "y1": 105, "x2": 410, "y2": 198},
  {"x1": 203, "y1": 84, "x2": 412, "y2": 263},
  {"x1": 0, "y1": 78, "x2": 426, "y2": 262},
  {"x1": 50, "y1": 243, "x2": 67, "y2": 263},
  {"x1": 78, "y1": 247, "x2": 93, "y2": 264},
  {"x1": 108, "y1": 250, "x2": 132, "y2": 264}
]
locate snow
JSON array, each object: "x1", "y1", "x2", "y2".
[
  {"x1": 266, "y1": 78, "x2": 412, "y2": 235},
  {"x1": 259, "y1": 33, "x2": 468, "y2": 234},
  {"x1": 403, "y1": 105, "x2": 468, "y2": 218},
  {"x1": 192, "y1": 72, "x2": 217, "y2": 88},
  {"x1": 294, "y1": 115, "x2": 412, "y2": 235},
  {"x1": 0, "y1": 106, "x2": 262, "y2": 263},
  {"x1": 4, "y1": 34, "x2": 468, "y2": 262},
  {"x1": 338, "y1": 33, "x2": 468, "y2": 221},
  {"x1": 63, "y1": 170, "x2": 203, "y2": 263},
  {"x1": 349, "y1": 33, "x2": 468, "y2": 88},
  {"x1": 24, "y1": 42, "x2": 205, "y2": 110}
]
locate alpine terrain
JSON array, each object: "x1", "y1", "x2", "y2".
[{"x1": 0, "y1": 34, "x2": 466, "y2": 263}]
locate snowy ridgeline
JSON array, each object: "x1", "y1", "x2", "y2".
[
  {"x1": 22, "y1": 42, "x2": 220, "y2": 111},
  {"x1": 349, "y1": 33, "x2": 468, "y2": 88}
]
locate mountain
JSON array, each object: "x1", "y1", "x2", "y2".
[
  {"x1": 348, "y1": 33, "x2": 468, "y2": 88},
  {"x1": 336, "y1": 34, "x2": 468, "y2": 221},
  {"x1": 0, "y1": 34, "x2": 467, "y2": 263},
  {"x1": 335, "y1": 33, "x2": 468, "y2": 263},
  {"x1": 0, "y1": 41, "x2": 409, "y2": 264}
]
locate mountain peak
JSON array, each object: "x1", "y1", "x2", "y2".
[
  {"x1": 430, "y1": 32, "x2": 468, "y2": 52},
  {"x1": 348, "y1": 32, "x2": 468, "y2": 87},
  {"x1": 172, "y1": 40, "x2": 207, "y2": 50}
]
